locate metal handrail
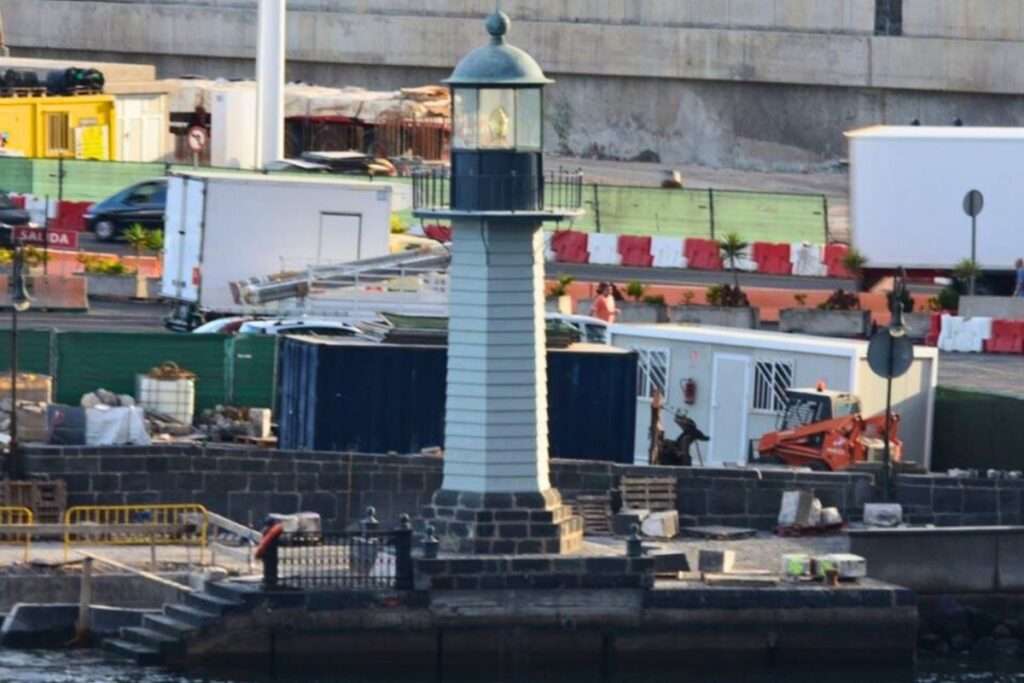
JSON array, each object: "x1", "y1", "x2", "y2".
[{"x1": 412, "y1": 167, "x2": 585, "y2": 214}]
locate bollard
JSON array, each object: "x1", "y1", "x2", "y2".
[
  {"x1": 362, "y1": 506, "x2": 380, "y2": 534},
  {"x1": 422, "y1": 524, "x2": 440, "y2": 560},
  {"x1": 626, "y1": 524, "x2": 644, "y2": 558},
  {"x1": 75, "y1": 557, "x2": 93, "y2": 643}
]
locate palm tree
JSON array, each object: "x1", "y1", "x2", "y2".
[
  {"x1": 718, "y1": 232, "x2": 749, "y2": 291},
  {"x1": 953, "y1": 258, "x2": 981, "y2": 296},
  {"x1": 841, "y1": 248, "x2": 868, "y2": 292}
]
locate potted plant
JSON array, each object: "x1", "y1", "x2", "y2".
[
  {"x1": 75, "y1": 253, "x2": 139, "y2": 299},
  {"x1": 615, "y1": 280, "x2": 668, "y2": 322},
  {"x1": 545, "y1": 274, "x2": 575, "y2": 314},
  {"x1": 718, "y1": 232, "x2": 750, "y2": 291},
  {"x1": 841, "y1": 247, "x2": 868, "y2": 292}
]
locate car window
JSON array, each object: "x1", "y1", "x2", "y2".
[
  {"x1": 151, "y1": 186, "x2": 167, "y2": 204},
  {"x1": 127, "y1": 183, "x2": 158, "y2": 204},
  {"x1": 0, "y1": 193, "x2": 13, "y2": 209},
  {"x1": 584, "y1": 324, "x2": 608, "y2": 343}
]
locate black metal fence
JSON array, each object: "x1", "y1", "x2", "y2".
[
  {"x1": 412, "y1": 167, "x2": 584, "y2": 215},
  {"x1": 263, "y1": 511, "x2": 414, "y2": 591}
]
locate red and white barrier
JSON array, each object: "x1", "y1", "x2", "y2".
[{"x1": 544, "y1": 230, "x2": 854, "y2": 282}]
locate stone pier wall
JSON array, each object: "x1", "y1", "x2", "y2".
[{"x1": 22, "y1": 445, "x2": 1022, "y2": 530}]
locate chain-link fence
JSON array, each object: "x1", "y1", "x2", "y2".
[{"x1": 0, "y1": 157, "x2": 832, "y2": 244}]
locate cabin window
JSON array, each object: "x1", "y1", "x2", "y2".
[
  {"x1": 753, "y1": 360, "x2": 794, "y2": 413},
  {"x1": 634, "y1": 347, "x2": 670, "y2": 399},
  {"x1": 45, "y1": 112, "x2": 71, "y2": 154}
]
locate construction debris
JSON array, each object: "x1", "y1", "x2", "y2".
[
  {"x1": 863, "y1": 503, "x2": 903, "y2": 528},
  {"x1": 196, "y1": 405, "x2": 274, "y2": 442},
  {"x1": 640, "y1": 510, "x2": 680, "y2": 539},
  {"x1": 698, "y1": 549, "x2": 736, "y2": 574},
  {"x1": 680, "y1": 526, "x2": 757, "y2": 541}
]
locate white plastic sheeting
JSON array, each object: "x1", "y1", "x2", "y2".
[
  {"x1": 86, "y1": 406, "x2": 151, "y2": 446},
  {"x1": 543, "y1": 231, "x2": 556, "y2": 262},
  {"x1": 791, "y1": 242, "x2": 828, "y2": 277},
  {"x1": 727, "y1": 246, "x2": 758, "y2": 273},
  {"x1": 587, "y1": 233, "x2": 621, "y2": 266},
  {"x1": 937, "y1": 315, "x2": 993, "y2": 353}
]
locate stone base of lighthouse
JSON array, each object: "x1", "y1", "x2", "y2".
[{"x1": 423, "y1": 488, "x2": 583, "y2": 555}]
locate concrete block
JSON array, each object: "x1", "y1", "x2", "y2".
[
  {"x1": 778, "y1": 490, "x2": 818, "y2": 527},
  {"x1": 650, "y1": 550, "x2": 690, "y2": 574},
  {"x1": 864, "y1": 503, "x2": 903, "y2": 527},
  {"x1": 698, "y1": 549, "x2": 735, "y2": 574},
  {"x1": 781, "y1": 553, "x2": 811, "y2": 578},
  {"x1": 613, "y1": 509, "x2": 649, "y2": 536},
  {"x1": 641, "y1": 511, "x2": 679, "y2": 538},
  {"x1": 814, "y1": 553, "x2": 867, "y2": 580}
]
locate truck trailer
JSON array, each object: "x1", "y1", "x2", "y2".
[
  {"x1": 847, "y1": 126, "x2": 1024, "y2": 292},
  {"x1": 161, "y1": 171, "x2": 392, "y2": 330}
]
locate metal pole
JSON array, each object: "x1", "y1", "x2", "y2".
[
  {"x1": 42, "y1": 196, "x2": 49, "y2": 276},
  {"x1": 822, "y1": 195, "x2": 830, "y2": 243},
  {"x1": 8, "y1": 276, "x2": 17, "y2": 481},
  {"x1": 592, "y1": 184, "x2": 601, "y2": 233},
  {"x1": 708, "y1": 189, "x2": 716, "y2": 240},
  {"x1": 882, "y1": 338, "x2": 894, "y2": 501},
  {"x1": 969, "y1": 214, "x2": 977, "y2": 296}
]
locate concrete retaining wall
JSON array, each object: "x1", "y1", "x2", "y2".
[
  {"x1": 23, "y1": 445, "x2": 1021, "y2": 531},
  {"x1": 849, "y1": 526, "x2": 1024, "y2": 593},
  {"x1": 778, "y1": 308, "x2": 870, "y2": 337}
]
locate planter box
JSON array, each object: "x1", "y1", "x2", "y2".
[
  {"x1": 959, "y1": 296, "x2": 1024, "y2": 321},
  {"x1": 80, "y1": 274, "x2": 161, "y2": 300},
  {"x1": 545, "y1": 295, "x2": 573, "y2": 314},
  {"x1": 667, "y1": 305, "x2": 759, "y2": 329},
  {"x1": 578, "y1": 299, "x2": 668, "y2": 323},
  {"x1": 779, "y1": 308, "x2": 870, "y2": 337},
  {"x1": 618, "y1": 301, "x2": 668, "y2": 323},
  {"x1": 902, "y1": 312, "x2": 933, "y2": 341}
]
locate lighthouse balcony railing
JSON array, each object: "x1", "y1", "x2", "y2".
[{"x1": 412, "y1": 168, "x2": 584, "y2": 215}]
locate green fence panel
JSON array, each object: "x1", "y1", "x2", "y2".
[
  {"x1": 0, "y1": 157, "x2": 34, "y2": 195},
  {"x1": 713, "y1": 191, "x2": 827, "y2": 244},
  {"x1": 227, "y1": 335, "x2": 278, "y2": 409},
  {"x1": 0, "y1": 330, "x2": 53, "y2": 375},
  {"x1": 55, "y1": 332, "x2": 229, "y2": 411},
  {"x1": 931, "y1": 387, "x2": 1024, "y2": 471}
]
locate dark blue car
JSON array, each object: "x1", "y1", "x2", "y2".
[{"x1": 84, "y1": 178, "x2": 167, "y2": 241}]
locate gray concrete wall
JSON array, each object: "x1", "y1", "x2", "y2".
[
  {"x1": 8, "y1": 1, "x2": 1024, "y2": 169},
  {"x1": 903, "y1": 0, "x2": 1024, "y2": 41}
]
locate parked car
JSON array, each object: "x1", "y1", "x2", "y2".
[
  {"x1": 238, "y1": 318, "x2": 368, "y2": 338},
  {"x1": 545, "y1": 313, "x2": 610, "y2": 344},
  {"x1": 191, "y1": 316, "x2": 257, "y2": 335},
  {"x1": 0, "y1": 190, "x2": 31, "y2": 247},
  {"x1": 85, "y1": 178, "x2": 167, "y2": 241}
]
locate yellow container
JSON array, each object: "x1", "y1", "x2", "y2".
[{"x1": 0, "y1": 94, "x2": 117, "y2": 160}]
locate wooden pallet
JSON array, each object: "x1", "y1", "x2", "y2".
[
  {"x1": 573, "y1": 495, "x2": 611, "y2": 535},
  {"x1": 620, "y1": 476, "x2": 677, "y2": 512},
  {"x1": 0, "y1": 87, "x2": 47, "y2": 98},
  {"x1": 0, "y1": 480, "x2": 67, "y2": 524}
]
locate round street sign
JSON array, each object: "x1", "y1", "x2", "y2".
[
  {"x1": 187, "y1": 126, "x2": 209, "y2": 153},
  {"x1": 867, "y1": 329, "x2": 914, "y2": 379},
  {"x1": 963, "y1": 189, "x2": 984, "y2": 218}
]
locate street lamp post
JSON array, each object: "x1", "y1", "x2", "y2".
[
  {"x1": 415, "y1": 12, "x2": 586, "y2": 554},
  {"x1": 8, "y1": 246, "x2": 31, "y2": 479}
]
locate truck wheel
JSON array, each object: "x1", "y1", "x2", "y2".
[{"x1": 94, "y1": 221, "x2": 116, "y2": 241}]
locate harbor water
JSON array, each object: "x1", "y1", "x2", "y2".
[{"x1": 1, "y1": 651, "x2": 1023, "y2": 683}]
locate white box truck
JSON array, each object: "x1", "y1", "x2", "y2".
[
  {"x1": 847, "y1": 126, "x2": 1024, "y2": 291},
  {"x1": 161, "y1": 171, "x2": 392, "y2": 330}
]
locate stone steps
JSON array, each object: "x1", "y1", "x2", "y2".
[{"x1": 103, "y1": 582, "x2": 259, "y2": 667}]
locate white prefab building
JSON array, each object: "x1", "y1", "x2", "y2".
[{"x1": 609, "y1": 325, "x2": 939, "y2": 470}]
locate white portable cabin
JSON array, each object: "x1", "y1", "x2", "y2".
[{"x1": 609, "y1": 324, "x2": 939, "y2": 469}]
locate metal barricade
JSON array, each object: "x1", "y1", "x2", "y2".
[
  {"x1": 63, "y1": 504, "x2": 208, "y2": 562},
  {"x1": 0, "y1": 506, "x2": 34, "y2": 562}
]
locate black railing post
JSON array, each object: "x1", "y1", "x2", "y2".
[{"x1": 394, "y1": 514, "x2": 414, "y2": 590}]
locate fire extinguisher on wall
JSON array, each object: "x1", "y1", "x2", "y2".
[{"x1": 683, "y1": 378, "x2": 697, "y2": 405}]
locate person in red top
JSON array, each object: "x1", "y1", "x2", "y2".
[{"x1": 590, "y1": 282, "x2": 618, "y2": 323}]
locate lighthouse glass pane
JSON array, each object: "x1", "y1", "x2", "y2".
[
  {"x1": 516, "y1": 89, "x2": 542, "y2": 150},
  {"x1": 452, "y1": 88, "x2": 479, "y2": 149},
  {"x1": 478, "y1": 89, "x2": 516, "y2": 149}
]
